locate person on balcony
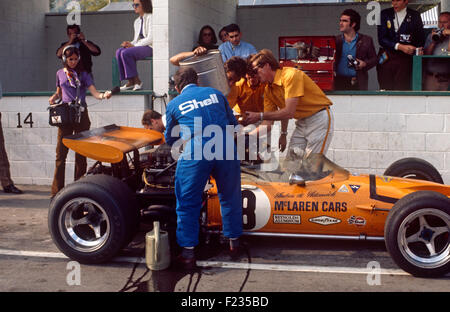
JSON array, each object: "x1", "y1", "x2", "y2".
[
  {"x1": 334, "y1": 9, "x2": 377, "y2": 91},
  {"x1": 376, "y1": 0, "x2": 425, "y2": 90},
  {"x1": 116, "y1": 0, "x2": 153, "y2": 91}
]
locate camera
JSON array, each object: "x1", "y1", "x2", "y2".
[
  {"x1": 432, "y1": 28, "x2": 445, "y2": 42},
  {"x1": 347, "y1": 55, "x2": 360, "y2": 69}
]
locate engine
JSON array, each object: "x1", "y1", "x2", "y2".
[{"x1": 141, "y1": 144, "x2": 176, "y2": 189}]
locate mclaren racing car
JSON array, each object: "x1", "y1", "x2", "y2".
[{"x1": 48, "y1": 125, "x2": 450, "y2": 277}]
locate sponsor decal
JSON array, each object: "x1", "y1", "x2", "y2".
[
  {"x1": 274, "y1": 201, "x2": 347, "y2": 212},
  {"x1": 309, "y1": 215, "x2": 342, "y2": 226},
  {"x1": 338, "y1": 184, "x2": 349, "y2": 193},
  {"x1": 381, "y1": 176, "x2": 393, "y2": 183},
  {"x1": 307, "y1": 190, "x2": 337, "y2": 198},
  {"x1": 273, "y1": 214, "x2": 301, "y2": 224},
  {"x1": 348, "y1": 216, "x2": 367, "y2": 226},
  {"x1": 179, "y1": 94, "x2": 220, "y2": 115},
  {"x1": 349, "y1": 185, "x2": 361, "y2": 194}
]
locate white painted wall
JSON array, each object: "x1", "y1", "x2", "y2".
[{"x1": 2, "y1": 94, "x2": 449, "y2": 186}]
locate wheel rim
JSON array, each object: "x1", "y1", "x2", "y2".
[
  {"x1": 398, "y1": 208, "x2": 450, "y2": 269},
  {"x1": 58, "y1": 197, "x2": 110, "y2": 253}
]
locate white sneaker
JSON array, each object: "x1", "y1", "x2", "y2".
[
  {"x1": 120, "y1": 84, "x2": 134, "y2": 91},
  {"x1": 133, "y1": 83, "x2": 143, "y2": 91}
]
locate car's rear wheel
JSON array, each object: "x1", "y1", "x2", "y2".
[
  {"x1": 384, "y1": 158, "x2": 443, "y2": 184},
  {"x1": 48, "y1": 175, "x2": 138, "y2": 264},
  {"x1": 385, "y1": 191, "x2": 450, "y2": 277}
]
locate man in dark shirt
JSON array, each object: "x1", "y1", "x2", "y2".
[
  {"x1": 376, "y1": 0, "x2": 425, "y2": 90},
  {"x1": 56, "y1": 24, "x2": 101, "y2": 76},
  {"x1": 334, "y1": 9, "x2": 377, "y2": 90}
]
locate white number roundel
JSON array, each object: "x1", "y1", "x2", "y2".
[{"x1": 241, "y1": 185, "x2": 271, "y2": 231}]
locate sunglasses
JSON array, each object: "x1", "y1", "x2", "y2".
[
  {"x1": 252, "y1": 62, "x2": 265, "y2": 72},
  {"x1": 132, "y1": 3, "x2": 140, "y2": 8}
]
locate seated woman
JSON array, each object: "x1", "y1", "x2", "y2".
[
  {"x1": 193, "y1": 25, "x2": 218, "y2": 50},
  {"x1": 116, "y1": 0, "x2": 153, "y2": 91}
]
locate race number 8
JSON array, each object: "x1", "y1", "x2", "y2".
[
  {"x1": 241, "y1": 186, "x2": 271, "y2": 231},
  {"x1": 242, "y1": 190, "x2": 256, "y2": 230}
]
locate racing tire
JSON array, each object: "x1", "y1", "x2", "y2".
[
  {"x1": 384, "y1": 191, "x2": 450, "y2": 277},
  {"x1": 384, "y1": 158, "x2": 443, "y2": 184},
  {"x1": 48, "y1": 175, "x2": 138, "y2": 264}
]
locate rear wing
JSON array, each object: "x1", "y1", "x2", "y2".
[{"x1": 63, "y1": 124, "x2": 165, "y2": 163}]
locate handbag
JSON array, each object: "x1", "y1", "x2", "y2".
[
  {"x1": 48, "y1": 101, "x2": 81, "y2": 127},
  {"x1": 48, "y1": 81, "x2": 82, "y2": 127}
]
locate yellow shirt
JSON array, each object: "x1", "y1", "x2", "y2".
[
  {"x1": 227, "y1": 78, "x2": 265, "y2": 115},
  {"x1": 264, "y1": 67, "x2": 332, "y2": 119}
]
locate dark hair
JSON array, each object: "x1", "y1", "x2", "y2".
[
  {"x1": 219, "y1": 27, "x2": 228, "y2": 41},
  {"x1": 63, "y1": 46, "x2": 84, "y2": 73},
  {"x1": 224, "y1": 56, "x2": 247, "y2": 80},
  {"x1": 226, "y1": 23, "x2": 241, "y2": 34},
  {"x1": 66, "y1": 24, "x2": 81, "y2": 35},
  {"x1": 139, "y1": 0, "x2": 153, "y2": 14},
  {"x1": 197, "y1": 25, "x2": 218, "y2": 47},
  {"x1": 440, "y1": 11, "x2": 450, "y2": 18},
  {"x1": 341, "y1": 9, "x2": 361, "y2": 32},
  {"x1": 142, "y1": 110, "x2": 162, "y2": 126},
  {"x1": 174, "y1": 67, "x2": 198, "y2": 91}
]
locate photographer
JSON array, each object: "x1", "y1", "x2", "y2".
[
  {"x1": 56, "y1": 24, "x2": 101, "y2": 77},
  {"x1": 334, "y1": 9, "x2": 377, "y2": 90},
  {"x1": 424, "y1": 12, "x2": 450, "y2": 56}
]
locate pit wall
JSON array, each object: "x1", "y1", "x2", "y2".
[{"x1": 1, "y1": 93, "x2": 449, "y2": 186}]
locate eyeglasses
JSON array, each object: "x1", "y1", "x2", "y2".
[
  {"x1": 202, "y1": 32, "x2": 213, "y2": 37},
  {"x1": 132, "y1": 3, "x2": 140, "y2": 8}
]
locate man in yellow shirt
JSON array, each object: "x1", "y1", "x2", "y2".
[
  {"x1": 227, "y1": 69, "x2": 265, "y2": 116},
  {"x1": 245, "y1": 49, "x2": 334, "y2": 159}
]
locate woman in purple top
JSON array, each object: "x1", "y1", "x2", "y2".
[
  {"x1": 48, "y1": 46, "x2": 112, "y2": 198},
  {"x1": 116, "y1": 0, "x2": 153, "y2": 91}
]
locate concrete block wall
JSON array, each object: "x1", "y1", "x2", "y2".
[
  {"x1": 1, "y1": 95, "x2": 148, "y2": 186},
  {"x1": 325, "y1": 95, "x2": 450, "y2": 184}
]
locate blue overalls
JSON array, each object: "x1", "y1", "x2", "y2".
[{"x1": 164, "y1": 84, "x2": 243, "y2": 247}]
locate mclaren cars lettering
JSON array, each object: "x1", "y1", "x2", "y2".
[
  {"x1": 274, "y1": 201, "x2": 347, "y2": 212},
  {"x1": 273, "y1": 214, "x2": 301, "y2": 224},
  {"x1": 309, "y1": 216, "x2": 342, "y2": 226}
]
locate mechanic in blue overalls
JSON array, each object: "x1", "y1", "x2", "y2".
[{"x1": 164, "y1": 67, "x2": 243, "y2": 269}]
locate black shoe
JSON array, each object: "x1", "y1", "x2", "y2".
[
  {"x1": 3, "y1": 184, "x2": 23, "y2": 194},
  {"x1": 229, "y1": 238, "x2": 245, "y2": 260},
  {"x1": 172, "y1": 254, "x2": 197, "y2": 270}
]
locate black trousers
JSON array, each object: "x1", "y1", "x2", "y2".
[{"x1": 377, "y1": 51, "x2": 412, "y2": 91}]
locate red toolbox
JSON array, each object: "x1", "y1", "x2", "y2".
[{"x1": 279, "y1": 36, "x2": 336, "y2": 91}]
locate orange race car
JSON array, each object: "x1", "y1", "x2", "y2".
[{"x1": 48, "y1": 125, "x2": 450, "y2": 277}]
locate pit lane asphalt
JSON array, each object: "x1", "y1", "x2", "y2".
[{"x1": 1, "y1": 185, "x2": 449, "y2": 292}]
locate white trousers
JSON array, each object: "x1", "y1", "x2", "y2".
[{"x1": 287, "y1": 107, "x2": 334, "y2": 159}]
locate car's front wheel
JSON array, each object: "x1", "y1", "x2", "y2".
[
  {"x1": 385, "y1": 191, "x2": 450, "y2": 277},
  {"x1": 48, "y1": 175, "x2": 137, "y2": 264}
]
